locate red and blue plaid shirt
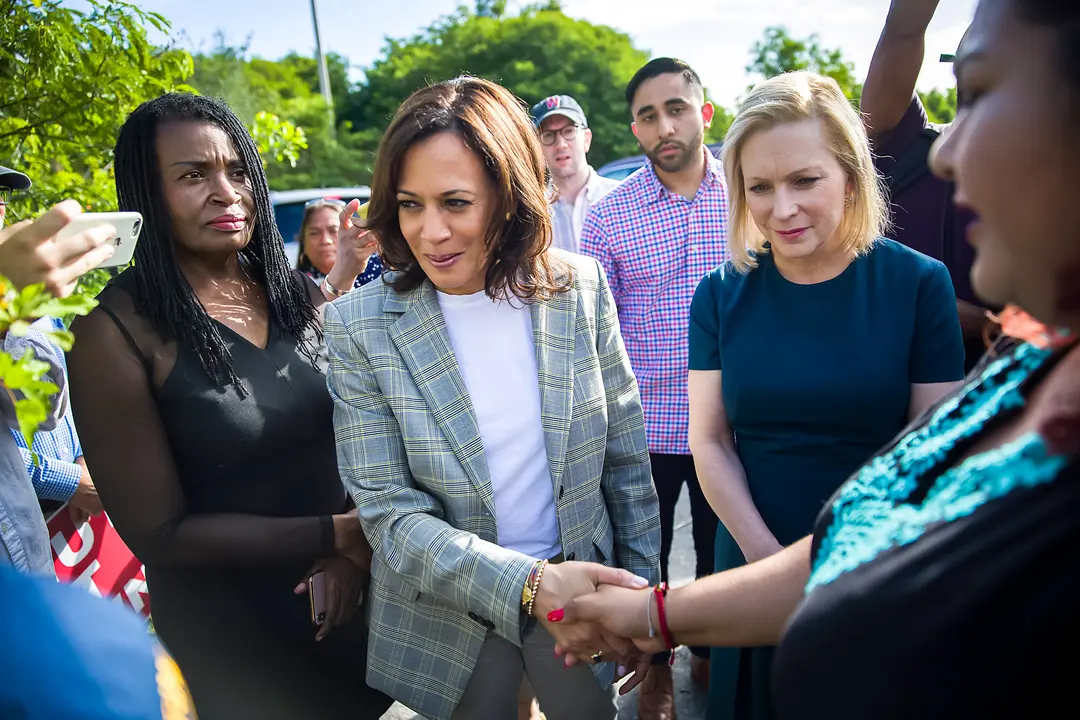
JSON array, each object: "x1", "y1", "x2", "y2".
[{"x1": 580, "y1": 149, "x2": 729, "y2": 454}]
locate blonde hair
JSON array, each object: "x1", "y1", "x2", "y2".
[{"x1": 721, "y1": 71, "x2": 889, "y2": 273}]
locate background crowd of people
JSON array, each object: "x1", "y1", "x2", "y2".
[{"x1": 0, "y1": 0, "x2": 1077, "y2": 719}]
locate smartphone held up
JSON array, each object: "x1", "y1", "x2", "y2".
[
  {"x1": 56, "y1": 211, "x2": 143, "y2": 270},
  {"x1": 309, "y1": 570, "x2": 327, "y2": 626}
]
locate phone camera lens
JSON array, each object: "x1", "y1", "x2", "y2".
[{"x1": 131, "y1": 220, "x2": 141, "y2": 237}]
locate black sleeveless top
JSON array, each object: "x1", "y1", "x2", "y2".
[
  {"x1": 69, "y1": 268, "x2": 391, "y2": 718},
  {"x1": 773, "y1": 340, "x2": 1080, "y2": 719},
  {"x1": 81, "y1": 269, "x2": 349, "y2": 630}
]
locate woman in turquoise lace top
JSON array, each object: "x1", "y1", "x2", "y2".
[{"x1": 550, "y1": 1, "x2": 1080, "y2": 717}]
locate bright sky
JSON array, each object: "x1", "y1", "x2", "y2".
[{"x1": 123, "y1": 0, "x2": 976, "y2": 108}]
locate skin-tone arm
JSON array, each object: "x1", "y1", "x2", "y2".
[
  {"x1": 862, "y1": 0, "x2": 942, "y2": 140},
  {"x1": 867, "y1": 2, "x2": 991, "y2": 339},
  {"x1": 689, "y1": 370, "x2": 782, "y2": 563},
  {"x1": 909, "y1": 381, "x2": 962, "y2": 420},
  {"x1": 558, "y1": 536, "x2": 812, "y2": 651},
  {"x1": 957, "y1": 300, "x2": 990, "y2": 343},
  {"x1": 321, "y1": 199, "x2": 378, "y2": 301}
]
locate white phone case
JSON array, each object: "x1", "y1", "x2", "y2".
[{"x1": 55, "y1": 211, "x2": 143, "y2": 269}]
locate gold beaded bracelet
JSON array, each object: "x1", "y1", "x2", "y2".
[
  {"x1": 524, "y1": 559, "x2": 549, "y2": 618},
  {"x1": 521, "y1": 561, "x2": 541, "y2": 611}
]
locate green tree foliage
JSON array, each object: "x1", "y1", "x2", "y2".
[
  {"x1": 189, "y1": 38, "x2": 376, "y2": 189},
  {"x1": 747, "y1": 26, "x2": 862, "y2": 102},
  {"x1": 1, "y1": 0, "x2": 195, "y2": 379},
  {"x1": 343, "y1": 3, "x2": 650, "y2": 169},
  {"x1": 745, "y1": 25, "x2": 958, "y2": 126},
  {"x1": 0, "y1": 1, "x2": 309, "y2": 442},
  {"x1": 3, "y1": 4, "x2": 310, "y2": 211},
  {"x1": 704, "y1": 105, "x2": 735, "y2": 146},
  {"x1": 919, "y1": 87, "x2": 957, "y2": 125},
  {"x1": 1, "y1": 0, "x2": 195, "y2": 217}
]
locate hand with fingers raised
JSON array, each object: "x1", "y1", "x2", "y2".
[{"x1": 0, "y1": 200, "x2": 116, "y2": 298}]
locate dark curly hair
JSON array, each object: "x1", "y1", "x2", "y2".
[
  {"x1": 366, "y1": 76, "x2": 570, "y2": 302},
  {"x1": 113, "y1": 92, "x2": 319, "y2": 394}
]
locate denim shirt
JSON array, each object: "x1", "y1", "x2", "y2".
[{"x1": 0, "y1": 318, "x2": 67, "y2": 575}]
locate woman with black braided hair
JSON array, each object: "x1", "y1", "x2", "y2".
[{"x1": 66, "y1": 93, "x2": 393, "y2": 719}]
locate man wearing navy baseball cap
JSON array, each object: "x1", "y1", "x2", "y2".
[
  {"x1": 530, "y1": 95, "x2": 620, "y2": 254},
  {"x1": 0, "y1": 165, "x2": 31, "y2": 227}
]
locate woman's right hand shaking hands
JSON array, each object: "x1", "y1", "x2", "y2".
[
  {"x1": 531, "y1": 561, "x2": 660, "y2": 694},
  {"x1": 558, "y1": 582, "x2": 669, "y2": 655}
]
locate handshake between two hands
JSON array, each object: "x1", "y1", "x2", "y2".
[{"x1": 532, "y1": 561, "x2": 671, "y2": 696}]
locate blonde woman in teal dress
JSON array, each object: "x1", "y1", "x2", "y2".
[
  {"x1": 548, "y1": 0, "x2": 1080, "y2": 716},
  {"x1": 687, "y1": 72, "x2": 965, "y2": 719}
]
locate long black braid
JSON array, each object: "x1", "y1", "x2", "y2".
[{"x1": 113, "y1": 93, "x2": 320, "y2": 394}]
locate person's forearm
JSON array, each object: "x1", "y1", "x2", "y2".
[
  {"x1": 863, "y1": 0, "x2": 941, "y2": 139},
  {"x1": 884, "y1": 0, "x2": 941, "y2": 36},
  {"x1": 957, "y1": 299, "x2": 990, "y2": 341},
  {"x1": 663, "y1": 536, "x2": 811, "y2": 648},
  {"x1": 323, "y1": 266, "x2": 359, "y2": 297},
  {"x1": 691, "y1": 440, "x2": 774, "y2": 554},
  {"x1": 18, "y1": 446, "x2": 80, "y2": 502}
]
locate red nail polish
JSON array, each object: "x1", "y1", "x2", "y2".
[{"x1": 547, "y1": 608, "x2": 564, "y2": 622}]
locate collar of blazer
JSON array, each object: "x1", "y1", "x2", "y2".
[{"x1": 381, "y1": 269, "x2": 579, "y2": 515}]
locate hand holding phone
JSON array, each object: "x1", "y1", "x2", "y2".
[
  {"x1": 308, "y1": 570, "x2": 327, "y2": 626},
  {"x1": 0, "y1": 200, "x2": 118, "y2": 296},
  {"x1": 54, "y1": 211, "x2": 143, "y2": 269},
  {"x1": 294, "y1": 557, "x2": 368, "y2": 642}
]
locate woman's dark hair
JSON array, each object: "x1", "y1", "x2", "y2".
[
  {"x1": 295, "y1": 199, "x2": 342, "y2": 275},
  {"x1": 367, "y1": 75, "x2": 570, "y2": 302},
  {"x1": 113, "y1": 92, "x2": 319, "y2": 393},
  {"x1": 1012, "y1": 0, "x2": 1080, "y2": 92}
]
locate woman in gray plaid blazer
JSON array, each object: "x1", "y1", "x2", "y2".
[{"x1": 324, "y1": 77, "x2": 662, "y2": 720}]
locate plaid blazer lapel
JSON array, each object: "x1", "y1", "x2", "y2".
[
  {"x1": 529, "y1": 282, "x2": 576, "y2": 490},
  {"x1": 386, "y1": 281, "x2": 496, "y2": 517}
]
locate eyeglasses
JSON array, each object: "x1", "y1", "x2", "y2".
[
  {"x1": 0, "y1": 187, "x2": 11, "y2": 205},
  {"x1": 304, "y1": 197, "x2": 347, "y2": 208},
  {"x1": 539, "y1": 125, "x2": 582, "y2": 146}
]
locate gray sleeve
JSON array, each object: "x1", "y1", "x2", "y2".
[{"x1": 1, "y1": 318, "x2": 68, "y2": 432}]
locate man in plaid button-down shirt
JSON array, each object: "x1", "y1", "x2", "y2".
[
  {"x1": 10, "y1": 317, "x2": 103, "y2": 525},
  {"x1": 580, "y1": 57, "x2": 729, "y2": 717}
]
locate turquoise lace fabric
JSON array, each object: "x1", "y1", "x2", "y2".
[{"x1": 808, "y1": 341, "x2": 1070, "y2": 592}]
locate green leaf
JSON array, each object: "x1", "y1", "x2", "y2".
[
  {"x1": 14, "y1": 398, "x2": 48, "y2": 463},
  {"x1": 45, "y1": 329, "x2": 76, "y2": 352},
  {"x1": 32, "y1": 294, "x2": 99, "y2": 319},
  {"x1": 8, "y1": 320, "x2": 31, "y2": 337}
]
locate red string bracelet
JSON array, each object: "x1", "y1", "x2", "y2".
[{"x1": 654, "y1": 582, "x2": 676, "y2": 666}]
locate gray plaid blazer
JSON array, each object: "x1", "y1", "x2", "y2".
[{"x1": 324, "y1": 251, "x2": 661, "y2": 720}]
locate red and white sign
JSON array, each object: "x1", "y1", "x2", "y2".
[{"x1": 47, "y1": 511, "x2": 151, "y2": 619}]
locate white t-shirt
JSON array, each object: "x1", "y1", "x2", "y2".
[{"x1": 436, "y1": 289, "x2": 562, "y2": 559}]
